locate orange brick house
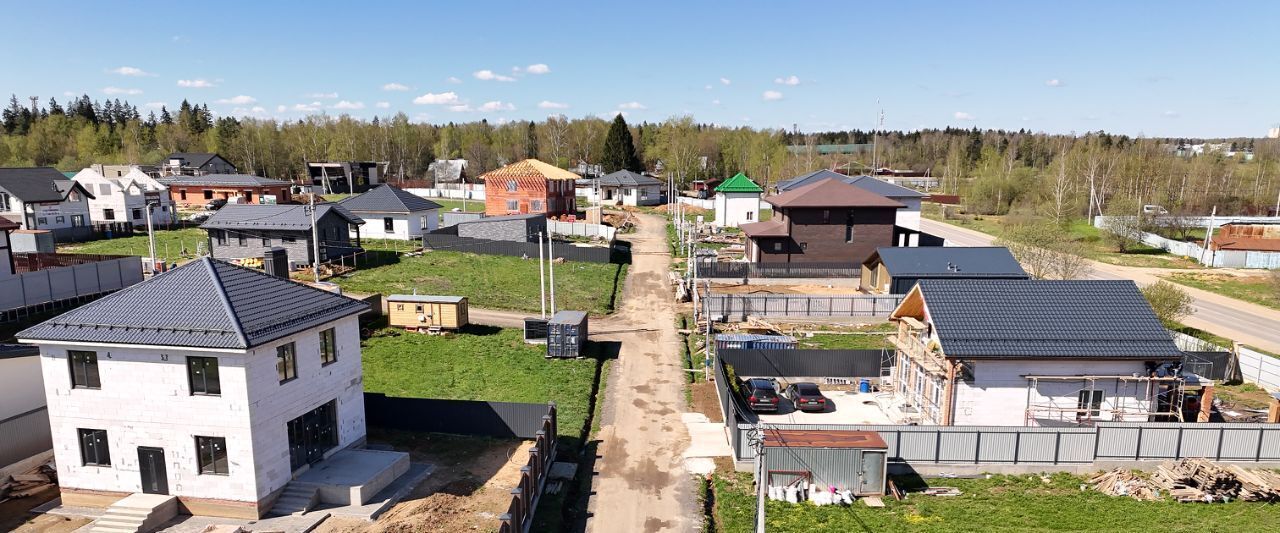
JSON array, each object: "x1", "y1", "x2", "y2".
[{"x1": 481, "y1": 159, "x2": 579, "y2": 217}]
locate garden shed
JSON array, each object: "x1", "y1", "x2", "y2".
[
  {"x1": 387, "y1": 294, "x2": 469, "y2": 331},
  {"x1": 759, "y1": 429, "x2": 888, "y2": 496}
]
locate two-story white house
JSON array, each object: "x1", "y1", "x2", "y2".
[
  {"x1": 72, "y1": 167, "x2": 176, "y2": 227},
  {"x1": 337, "y1": 184, "x2": 441, "y2": 240},
  {"x1": 18, "y1": 257, "x2": 370, "y2": 519},
  {"x1": 0, "y1": 167, "x2": 96, "y2": 234},
  {"x1": 888, "y1": 279, "x2": 1191, "y2": 427}
]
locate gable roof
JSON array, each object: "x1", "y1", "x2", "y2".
[
  {"x1": 0, "y1": 167, "x2": 77, "y2": 202},
  {"x1": 740, "y1": 219, "x2": 789, "y2": 237},
  {"x1": 54, "y1": 180, "x2": 95, "y2": 200},
  {"x1": 18, "y1": 257, "x2": 368, "y2": 350},
  {"x1": 598, "y1": 170, "x2": 663, "y2": 187},
  {"x1": 167, "y1": 152, "x2": 230, "y2": 169},
  {"x1": 764, "y1": 178, "x2": 904, "y2": 209},
  {"x1": 428, "y1": 159, "x2": 468, "y2": 182},
  {"x1": 777, "y1": 170, "x2": 927, "y2": 199},
  {"x1": 904, "y1": 279, "x2": 1182, "y2": 360},
  {"x1": 338, "y1": 184, "x2": 442, "y2": 214},
  {"x1": 714, "y1": 172, "x2": 764, "y2": 193},
  {"x1": 868, "y1": 246, "x2": 1027, "y2": 278},
  {"x1": 201, "y1": 203, "x2": 364, "y2": 230},
  {"x1": 162, "y1": 174, "x2": 290, "y2": 187},
  {"x1": 479, "y1": 159, "x2": 580, "y2": 181}
]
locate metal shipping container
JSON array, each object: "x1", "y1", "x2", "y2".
[
  {"x1": 715, "y1": 333, "x2": 798, "y2": 351},
  {"x1": 547, "y1": 310, "x2": 589, "y2": 358},
  {"x1": 524, "y1": 317, "x2": 548, "y2": 344}
]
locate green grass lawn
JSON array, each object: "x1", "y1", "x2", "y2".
[
  {"x1": 58, "y1": 227, "x2": 208, "y2": 264},
  {"x1": 713, "y1": 472, "x2": 1280, "y2": 533},
  {"x1": 798, "y1": 333, "x2": 892, "y2": 350},
  {"x1": 432, "y1": 198, "x2": 486, "y2": 213},
  {"x1": 361, "y1": 326, "x2": 596, "y2": 440},
  {"x1": 1165, "y1": 272, "x2": 1280, "y2": 310},
  {"x1": 335, "y1": 250, "x2": 626, "y2": 314}
]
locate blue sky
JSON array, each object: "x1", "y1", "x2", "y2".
[{"x1": 2, "y1": 0, "x2": 1276, "y2": 137}]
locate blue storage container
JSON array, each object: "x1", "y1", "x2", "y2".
[
  {"x1": 858, "y1": 379, "x2": 871, "y2": 393},
  {"x1": 715, "y1": 333, "x2": 798, "y2": 351}
]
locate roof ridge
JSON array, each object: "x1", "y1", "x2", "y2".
[{"x1": 202, "y1": 257, "x2": 249, "y2": 348}]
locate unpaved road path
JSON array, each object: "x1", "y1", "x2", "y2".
[
  {"x1": 586, "y1": 212, "x2": 697, "y2": 533},
  {"x1": 921, "y1": 217, "x2": 1280, "y2": 353}
]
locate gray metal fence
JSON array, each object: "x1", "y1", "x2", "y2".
[
  {"x1": 704, "y1": 293, "x2": 904, "y2": 321},
  {"x1": 720, "y1": 348, "x2": 888, "y2": 379},
  {"x1": 421, "y1": 233, "x2": 630, "y2": 264},
  {"x1": 364, "y1": 393, "x2": 559, "y2": 439},
  {"x1": 696, "y1": 262, "x2": 862, "y2": 279},
  {"x1": 0, "y1": 407, "x2": 52, "y2": 470},
  {"x1": 0, "y1": 257, "x2": 144, "y2": 314}
]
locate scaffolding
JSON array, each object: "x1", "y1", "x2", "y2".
[{"x1": 1022, "y1": 374, "x2": 1186, "y2": 426}]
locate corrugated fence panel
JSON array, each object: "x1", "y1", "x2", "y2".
[
  {"x1": 978, "y1": 432, "x2": 1018, "y2": 462},
  {"x1": 48, "y1": 268, "x2": 77, "y2": 301},
  {"x1": 938, "y1": 432, "x2": 978, "y2": 462},
  {"x1": 1219, "y1": 428, "x2": 1263, "y2": 460},
  {"x1": 1057, "y1": 432, "x2": 1097, "y2": 463},
  {"x1": 1015, "y1": 432, "x2": 1060, "y2": 463},
  {"x1": 363, "y1": 393, "x2": 555, "y2": 439},
  {"x1": 763, "y1": 447, "x2": 862, "y2": 488},
  {"x1": 97, "y1": 260, "x2": 123, "y2": 291},
  {"x1": 73, "y1": 264, "x2": 98, "y2": 295},
  {"x1": 0, "y1": 277, "x2": 22, "y2": 311},
  {"x1": 1138, "y1": 427, "x2": 1181, "y2": 459},
  {"x1": 1179, "y1": 427, "x2": 1223, "y2": 458},
  {"x1": 1095, "y1": 426, "x2": 1140, "y2": 459},
  {"x1": 0, "y1": 408, "x2": 52, "y2": 470},
  {"x1": 719, "y1": 349, "x2": 886, "y2": 378},
  {"x1": 897, "y1": 432, "x2": 938, "y2": 462},
  {"x1": 1262, "y1": 430, "x2": 1280, "y2": 460},
  {"x1": 22, "y1": 272, "x2": 52, "y2": 304},
  {"x1": 120, "y1": 259, "x2": 144, "y2": 285},
  {"x1": 704, "y1": 294, "x2": 905, "y2": 320}
]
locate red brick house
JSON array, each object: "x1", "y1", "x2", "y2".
[
  {"x1": 162, "y1": 174, "x2": 294, "y2": 207},
  {"x1": 481, "y1": 159, "x2": 579, "y2": 217},
  {"x1": 742, "y1": 179, "x2": 902, "y2": 264}
]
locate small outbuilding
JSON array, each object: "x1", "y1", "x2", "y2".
[
  {"x1": 596, "y1": 170, "x2": 664, "y2": 206},
  {"x1": 547, "y1": 310, "x2": 588, "y2": 358},
  {"x1": 713, "y1": 172, "x2": 764, "y2": 228},
  {"x1": 860, "y1": 246, "x2": 1028, "y2": 294},
  {"x1": 387, "y1": 294, "x2": 469, "y2": 331},
  {"x1": 759, "y1": 429, "x2": 888, "y2": 496}
]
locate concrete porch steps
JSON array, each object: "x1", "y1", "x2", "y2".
[
  {"x1": 268, "y1": 483, "x2": 320, "y2": 517},
  {"x1": 88, "y1": 493, "x2": 177, "y2": 533}
]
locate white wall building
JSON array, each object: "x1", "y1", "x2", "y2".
[
  {"x1": 73, "y1": 167, "x2": 176, "y2": 227},
  {"x1": 338, "y1": 184, "x2": 442, "y2": 240},
  {"x1": 712, "y1": 172, "x2": 763, "y2": 228},
  {"x1": 595, "y1": 170, "x2": 664, "y2": 207},
  {"x1": 0, "y1": 167, "x2": 95, "y2": 232},
  {"x1": 19, "y1": 257, "x2": 370, "y2": 518},
  {"x1": 0, "y1": 344, "x2": 48, "y2": 477}
]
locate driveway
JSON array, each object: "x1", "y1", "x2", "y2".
[
  {"x1": 586, "y1": 212, "x2": 697, "y2": 533},
  {"x1": 921, "y1": 218, "x2": 1280, "y2": 353}
]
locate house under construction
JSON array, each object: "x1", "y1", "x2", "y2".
[
  {"x1": 886, "y1": 279, "x2": 1214, "y2": 427},
  {"x1": 306, "y1": 161, "x2": 388, "y2": 194}
]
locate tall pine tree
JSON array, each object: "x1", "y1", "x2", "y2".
[
  {"x1": 600, "y1": 113, "x2": 642, "y2": 172},
  {"x1": 525, "y1": 121, "x2": 538, "y2": 159}
]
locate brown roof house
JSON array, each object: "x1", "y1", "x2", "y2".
[
  {"x1": 742, "y1": 179, "x2": 902, "y2": 264},
  {"x1": 482, "y1": 159, "x2": 579, "y2": 218}
]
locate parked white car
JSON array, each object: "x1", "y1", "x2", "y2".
[{"x1": 1142, "y1": 204, "x2": 1169, "y2": 215}]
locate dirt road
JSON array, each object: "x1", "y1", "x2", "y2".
[
  {"x1": 921, "y1": 218, "x2": 1280, "y2": 353},
  {"x1": 586, "y1": 212, "x2": 697, "y2": 533}
]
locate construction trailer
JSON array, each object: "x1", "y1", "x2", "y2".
[
  {"x1": 759, "y1": 429, "x2": 888, "y2": 496},
  {"x1": 547, "y1": 310, "x2": 588, "y2": 358},
  {"x1": 387, "y1": 294, "x2": 469, "y2": 332}
]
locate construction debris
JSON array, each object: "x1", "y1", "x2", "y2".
[
  {"x1": 1092, "y1": 459, "x2": 1280, "y2": 503},
  {"x1": 1089, "y1": 468, "x2": 1159, "y2": 501},
  {"x1": 0, "y1": 461, "x2": 57, "y2": 500},
  {"x1": 921, "y1": 487, "x2": 962, "y2": 496}
]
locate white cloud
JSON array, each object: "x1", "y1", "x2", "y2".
[
  {"x1": 215, "y1": 95, "x2": 257, "y2": 105},
  {"x1": 774, "y1": 75, "x2": 800, "y2": 86},
  {"x1": 143, "y1": 102, "x2": 168, "y2": 109},
  {"x1": 1162, "y1": 110, "x2": 1180, "y2": 118},
  {"x1": 413, "y1": 91, "x2": 460, "y2": 105},
  {"x1": 332, "y1": 100, "x2": 365, "y2": 110},
  {"x1": 447, "y1": 104, "x2": 473, "y2": 112},
  {"x1": 524, "y1": 63, "x2": 550, "y2": 75},
  {"x1": 479, "y1": 101, "x2": 515, "y2": 112},
  {"x1": 375, "y1": 101, "x2": 391, "y2": 109},
  {"x1": 232, "y1": 106, "x2": 267, "y2": 116},
  {"x1": 618, "y1": 101, "x2": 646, "y2": 110},
  {"x1": 63, "y1": 91, "x2": 77, "y2": 97},
  {"x1": 276, "y1": 105, "x2": 286, "y2": 113},
  {"x1": 291, "y1": 102, "x2": 323, "y2": 112},
  {"x1": 177, "y1": 79, "x2": 215, "y2": 88},
  {"x1": 954, "y1": 111, "x2": 976, "y2": 121},
  {"x1": 307, "y1": 92, "x2": 338, "y2": 99},
  {"x1": 612, "y1": 111, "x2": 630, "y2": 118},
  {"x1": 474, "y1": 69, "x2": 516, "y2": 82},
  {"x1": 762, "y1": 90, "x2": 783, "y2": 101},
  {"x1": 538, "y1": 100, "x2": 570, "y2": 109},
  {"x1": 382, "y1": 83, "x2": 410, "y2": 91},
  {"x1": 720, "y1": 77, "x2": 731, "y2": 85},
  {"x1": 1045, "y1": 78, "x2": 1064, "y2": 87},
  {"x1": 704, "y1": 84, "x2": 712, "y2": 90},
  {"x1": 110, "y1": 66, "x2": 154, "y2": 77},
  {"x1": 711, "y1": 99, "x2": 721, "y2": 105},
  {"x1": 446, "y1": 76, "x2": 462, "y2": 84},
  {"x1": 103, "y1": 87, "x2": 143, "y2": 95}
]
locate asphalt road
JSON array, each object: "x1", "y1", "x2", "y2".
[{"x1": 920, "y1": 218, "x2": 1280, "y2": 354}]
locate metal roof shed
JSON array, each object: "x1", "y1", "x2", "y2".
[{"x1": 759, "y1": 429, "x2": 888, "y2": 496}]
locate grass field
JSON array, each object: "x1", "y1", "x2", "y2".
[
  {"x1": 713, "y1": 472, "x2": 1280, "y2": 533},
  {"x1": 1165, "y1": 272, "x2": 1279, "y2": 310},
  {"x1": 432, "y1": 198, "x2": 486, "y2": 213},
  {"x1": 361, "y1": 326, "x2": 597, "y2": 439},
  {"x1": 58, "y1": 227, "x2": 208, "y2": 264},
  {"x1": 335, "y1": 250, "x2": 626, "y2": 314},
  {"x1": 797, "y1": 332, "x2": 892, "y2": 350}
]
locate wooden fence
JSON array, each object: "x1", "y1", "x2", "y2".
[
  {"x1": 696, "y1": 261, "x2": 861, "y2": 279},
  {"x1": 497, "y1": 405, "x2": 557, "y2": 533}
]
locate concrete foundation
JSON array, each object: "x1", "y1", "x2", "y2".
[{"x1": 295, "y1": 449, "x2": 410, "y2": 506}]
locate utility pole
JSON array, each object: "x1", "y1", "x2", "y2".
[
  {"x1": 547, "y1": 234, "x2": 556, "y2": 314},
  {"x1": 748, "y1": 426, "x2": 766, "y2": 533},
  {"x1": 538, "y1": 231, "x2": 547, "y2": 319},
  {"x1": 145, "y1": 202, "x2": 158, "y2": 273},
  {"x1": 310, "y1": 194, "x2": 321, "y2": 283},
  {"x1": 1200, "y1": 205, "x2": 1216, "y2": 266}
]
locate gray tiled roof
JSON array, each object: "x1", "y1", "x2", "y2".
[
  {"x1": 917, "y1": 279, "x2": 1183, "y2": 360},
  {"x1": 167, "y1": 152, "x2": 226, "y2": 169},
  {"x1": 18, "y1": 257, "x2": 368, "y2": 349},
  {"x1": 164, "y1": 173, "x2": 290, "y2": 187},
  {"x1": 201, "y1": 203, "x2": 364, "y2": 230},
  {"x1": 598, "y1": 170, "x2": 663, "y2": 187},
  {"x1": 338, "y1": 185, "x2": 442, "y2": 214},
  {"x1": 0, "y1": 167, "x2": 73, "y2": 202},
  {"x1": 871, "y1": 246, "x2": 1027, "y2": 277},
  {"x1": 777, "y1": 170, "x2": 927, "y2": 198}
]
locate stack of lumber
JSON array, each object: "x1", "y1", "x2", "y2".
[
  {"x1": 1227, "y1": 465, "x2": 1280, "y2": 502},
  {"x1": 0, "y1": 463, "x2": 57, "y2": 500},
  {"x1": 1149, "y1": 458, "x2": 1280, "y2": 503},
  {"x1": 1089, "y1": 468, "x2": 1159, "y2": 501}
]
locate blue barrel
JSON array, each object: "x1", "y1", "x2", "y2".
[{"x1": 858, "y1": 379, "x2": 871, "y2": 393}]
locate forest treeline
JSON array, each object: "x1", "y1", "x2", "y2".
[{"x1": 3, "y1": 94, "x2": 1279, "y2": 219}]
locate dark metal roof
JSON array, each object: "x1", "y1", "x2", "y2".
[
  {"x1": 869, "y1": 246, "x2": 1027, "y2": 278},
  {"x1": 163, "y1": 173, "x2": 290, "y2": 187},
  {"x1": 201, "y1": 203, "x2": 364, "y2": 230},
  {"x1": 167, "y1": 152, "x2": 228, "y2": 169},
  {"x1": 18, "y1": 257, "x2": 368, "y2": 349},
  {"x1": 764, "y1": 179, "x2": 904, "y2": 209},
  {"x1": 740, "y1": 219, "x2": 789, "y2": 237},
  {"x1": 338, "y1": 184, "x2": 442, "y2": 214},
  {"x1": 549, "y1": 310, "x2": 587, "y2": 324},
  {"x1": 777, "y1": 170, "x2": 927, "y2": 198},
  {"x1": 0, "y1": 167, "x2": 74, "y2": 202},
  {"x1": 598, "y1": 170, "x2": 663, "y2": 187},
  {"x1": 916, "y1": 279, "x2": 1183, "y2": 360},
  {"x1": 763, "y1": 429, "x2": 888, "y2": 449}
]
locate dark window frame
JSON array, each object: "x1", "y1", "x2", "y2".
[
  {"x1": 214, "y1": 230, "x2": 227, "y2": 245},
  {"x1": 195, "y1": 436, "x2": 229, "y2": 475},
  {"x1": 103, "y1": 208, "x2": 115, "y2": 220},
  {"x1": 132, "y1": 208, "x2": 143, "y2": 220},
  {"x1": 187, "y1": 356, "x2": 221, "y2": 396},
  {"x1": 68, "y1": 350, "x2": 101, "y2": 389},
  {"x1": 276, "y1": 342, "x2": 298, "y2": 384},
  {"x1": 78, "y1": 428, "x2": 111, "y2": 466},
  {"x1": 319, "y1": 328, "x2": 337, "y2": 366},
  {"x1": 383, "y1": 217, "x2": 395, "y2": 232}
]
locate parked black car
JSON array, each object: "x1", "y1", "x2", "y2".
[
  {"x1": 783, "y1": 382, "x2": 828, "y2": 413},
  {"x1": 743, "y1": 378, "x2": 781, "y2": 413},
  {"x1": 205, "y1": 198, "x2": 228, "y2": 210}
]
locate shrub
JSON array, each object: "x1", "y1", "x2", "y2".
[{"x1": 1142, "y1": 281, "x2": 1194, "y2": 324}]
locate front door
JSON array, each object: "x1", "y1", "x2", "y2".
[
  {"x1": 287, "y1": 400, "x2": 338, "y2": 471},
  {"x1": 137, "y1": 447, "x2": 169, "y2": 495}
]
